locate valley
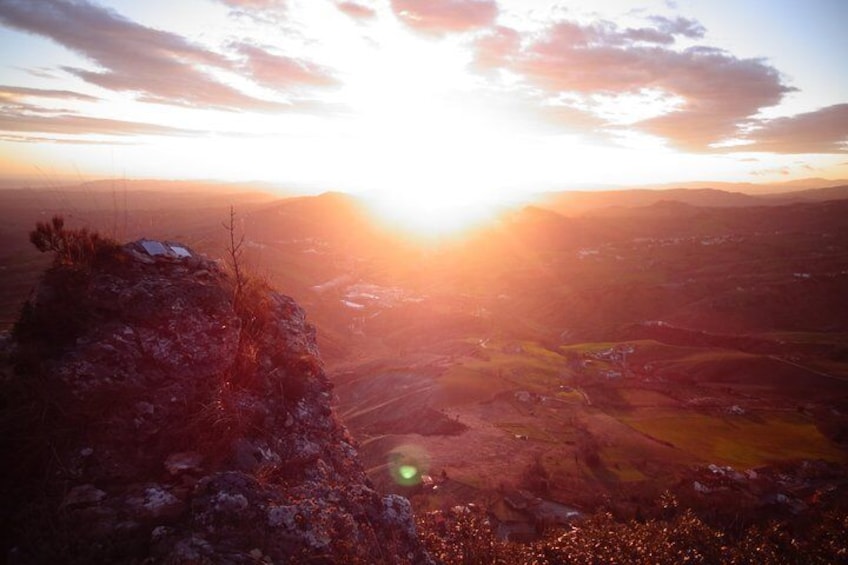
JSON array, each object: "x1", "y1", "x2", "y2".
[{"x1": 2, "y1": 181, "x2": 847, "y2": 536}]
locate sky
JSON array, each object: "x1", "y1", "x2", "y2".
[{"x1": 0, "y1": 0, "x2": 847, "y2": 202}]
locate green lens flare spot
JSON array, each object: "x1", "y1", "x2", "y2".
[
  {"x1": 399, "y1": 465, "x2": 417, "y2": 480},
  {"x1": 388, "y1": 444, "x2": 430, "y2": 486}
]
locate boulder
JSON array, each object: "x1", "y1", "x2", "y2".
[{"x1": 1, "y1": 241, "x2": 431, "y2": 564}]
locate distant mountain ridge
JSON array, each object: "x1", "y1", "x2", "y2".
[{"x1": 535, "y1": 184, "x2": 848, "y2": 216}]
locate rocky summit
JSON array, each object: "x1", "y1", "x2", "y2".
[{"x1": 0, "y1": 240, "x2": 431, "y2": 564}]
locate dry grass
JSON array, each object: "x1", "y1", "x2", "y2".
[{"x1": 620, "y1": 409, "x2": 846, "y2": 467}]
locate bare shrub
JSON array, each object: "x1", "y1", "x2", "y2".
[{"x1": 29, "y1": 215, "x2": 118, "y2": 267}]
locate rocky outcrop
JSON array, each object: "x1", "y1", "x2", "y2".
[{"x1": 0, "y1": 241, "x2": 431, "y2": 564}]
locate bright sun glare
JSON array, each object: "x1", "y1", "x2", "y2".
[
  {"x1": 340, "y1": 25, "x2": 524, "y2": 239},
  {"x1": 362, "y1": 187, "x2": 508, "y2": 239}
]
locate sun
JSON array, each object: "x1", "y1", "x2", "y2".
[
  {"x1": 362, "y1": 186, "x2": 506, "y2": 240},
  {"x1": 357, "y1": 107, "x2": 518, "y2": 239},
  {"x1": 330, "y1": 24, "x2": 525, "y2": 239}
]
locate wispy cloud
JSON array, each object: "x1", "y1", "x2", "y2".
[
  {"x1": 647, "y1": 15, "x2": 705, "y2": 39},
  {"x1": 0, "y1": 133, "x2": 138, "y2": 145},
  {"x1": 217, "y1": 0, "x2": 286, "y2": 7},
  {"x1": 0, "y1": 86, "x2": 199, "y2": 139},
  {"x1": 233, "y1": 42, "x2": 339, "y2": 91},
  {"x1": 0, "y1": 0, "x2": 288, "y2": 111},
  {"x1": 391, "y1": 0, "x2": 497, "y2": 34},
  {"x1": 336, "y1": 1, "x2": 377, "y2": 20},
  {"x1": 215, "y1": 0, "x2": 288, "y2": 22},
  {"x1": 0, "y1": 84, "x2": 100, "y2": 104},
  {"x1": 739, "y1": 104, "x2": 848, "y2": 154},
  {"x1": 474, "y1": 18, "x2": 793, "y2": 151},
  {"x1": 750, "y1": 166, "x2": 791, "y2": 177},
  {"x1": 0, "y1": 85, "x2": 99, "y2": 102},
  {"x1": 473, "y1": 25, "x2": 521, "y2": 69},
  {"x1": 0, "y1": 110, "x2": 199, "y2": 137}
]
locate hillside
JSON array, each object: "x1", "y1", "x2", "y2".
[
  {"x1": 534, "y1": 184, "x2": 848, "y2": 217},
  {"x1": 0, "y1": 236, "x2": 431, "y2": 563},
  {"x1": 242, "y1": 191, "x2": 848, "y2": 533},
  {"x1": 1, "y1": 181, "x2": 847, "y2": 551}
]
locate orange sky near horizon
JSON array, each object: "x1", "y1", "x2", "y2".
[{"x1": 0, "y1": 0, "x2": 846, "y2": 207}]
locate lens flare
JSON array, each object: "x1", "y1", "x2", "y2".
[
  {"x1": 399, "y1": 465, "x2": 418, "y2": 480},
  {"x1": 388, "y1": 444, "x2": 430, "y2": 486}
]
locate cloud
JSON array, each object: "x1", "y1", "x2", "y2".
[
  {"x1": 636, "y1": 47, "x2": 792, "y2": 149},
  {"x1": 391, "y1": 0, "x2": 497, "y2": 34},
  {"x1": 0, "y1": 133, "x2": 137, "y2": 145},
  {"x1": 0, "y1": 82, "x2": 200, "y2": 139},
  {"x1": 648, "y1": 15, "x2": 705, "y2": 39},
  {"x1": 620, "y1": 26, "x2": 675, "y2": 45},
  {"x1": 233, "y1": 43, "x2": 339, "y2": 91},
  {"x1": 337, "y1": 2, "x2": 377, "y2": 19},
  {"x1": 217, "y1": 0, "x2": 285, "y2": 7},
  {"x1": 215, "y1": 0, "x2": 288, "y2": 23},
  {"x1": 0, "y1": 109, "x2": 199, "y2": 137},
  {"x1": 750, "y1": 166, "x2": 791, "y2": 177},
  {"x1": 0, "y1": 0, "x2": 287, "y2": 111},
  {"x1": 738, "y1": 104, "x2": 848, "y2": 154},
  {"x1": 0, "y1": 85, "x2": 99, "y2": 102},
  {"x1": 472, "y1": 26, "x2": 521, "y2": 69},
  {"x1": 474, "y1": 19, "x2": 793, "y2": 151}
]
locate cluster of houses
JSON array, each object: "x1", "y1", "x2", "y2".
[
  {"x1": 585, "y1": 344, "x2": 635, "y2": 365},
  {"x1": 338, "y1": 282, "x2": 423, "y2": 312},
  {"x1": 573, "y1": 344, "x2": 636, "y2": 380}
]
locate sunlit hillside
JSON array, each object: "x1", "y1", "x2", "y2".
[
  {"x1": 2, "y1": 180, "x2": 847, "y2": 553},
  {"x1": 2, "y1": 0, "x2": 847, "y2": 560}
]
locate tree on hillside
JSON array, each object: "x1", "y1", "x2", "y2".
[{"x1": 223, "y1": 206, "x2": 246, "y2": 309}]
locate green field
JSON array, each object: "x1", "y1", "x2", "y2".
[{"x1": 620, "y1": 409, "x2": 846, "y2": 468}]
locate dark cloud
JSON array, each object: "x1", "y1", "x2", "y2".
[
  {"x1": 233, "y1": 43, "x2": 339, "y2": 91},
  {"x1": 739, "y1": 104, "x2": 848, "y2": 154},
  {"x1": 337, "y1": 2, "x2": 377, "y2": 19},
  {"x1": 0, "y1": 0, "x2": 288, "y2": 111},
  {"x1": 474, "y1": 18, "x2": 793, "y2": 151},
  {"x1": 391, "y1": 0, "x2": 497, "y2": 34}
]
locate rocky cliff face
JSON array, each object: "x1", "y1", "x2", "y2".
[{"x1": 0, "y1": 241, "x2": 431, "y2": 564}]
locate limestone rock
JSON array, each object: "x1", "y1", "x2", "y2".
[{"x1": 1, "y1": 242, "x2": 431, "y2": 564}]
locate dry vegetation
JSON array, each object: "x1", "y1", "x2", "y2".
[
  {"x1": 416, "y1": 497, "x2": 848, "y2": 564},
  {"x1": 3, "y1": 187, "x2": 848, "y2": 562}
]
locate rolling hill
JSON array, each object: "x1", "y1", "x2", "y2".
[{"x1": 1, "y1": 179, "x2": 847, "y2": 531}]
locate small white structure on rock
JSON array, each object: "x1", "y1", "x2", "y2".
[{"x1": 136, "y1": 239, "x2": 194, "y2": 260}]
